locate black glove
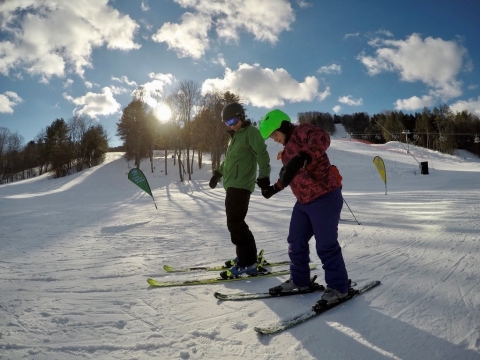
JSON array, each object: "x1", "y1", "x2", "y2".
[
  {"x1": 279, "y1": 152, "x2": 312, "y2": 187},
  {"x1": 262, "y1": 183, "x2": 281, "y2": 199},
  {"x1": 256, "y1": 177, "x2": 270, "y2": 190},
  {"x1": 209, "y1": 171, "x2": 222, "y2": 189}
]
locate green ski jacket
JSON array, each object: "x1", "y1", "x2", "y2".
[{"x1": 218, "y1": 121, "x2": 270, "y2": 192}]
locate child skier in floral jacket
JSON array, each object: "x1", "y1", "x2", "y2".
[{"x1": 259, "y1": 109, "x2": 349, "y2": 304}]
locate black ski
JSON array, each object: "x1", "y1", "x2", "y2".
[
  {"x1": 254, "y1": 280, "x2": 380, "y2": 335},
  {"x1": 214, "y1": 282, "x2": 325, "y2": 301}
]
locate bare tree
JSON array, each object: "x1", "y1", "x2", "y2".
[
  {"x1": 35, "y1": 129, "x2": 49, "y2": 175},
  {"x1": 3, "y1": 132, "x2": 24, "y2": 182},
  {"x1": 167, "y1": 80, "x2": 200, "y2": 181},
  {"x1": 0, "y1": 127, "x2": 11, "y2": 179},
  {"x1": 195, "y1": 90, "x2": 241, "y2": 171},
  {"x1": 68, "y1": 115, "x2": 94, "y2": 171}
]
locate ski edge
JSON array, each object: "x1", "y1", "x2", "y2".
[
  {"x1": 163, "y1": 261, "x2": 291, "y2": 273},
  {"x1": 214, "y1": 283, "x2": 325, "y2": 301},
  {"x1": 146, "y1": 272, "x2": 287, "y2": 288}
]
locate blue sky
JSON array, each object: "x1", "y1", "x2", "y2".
[{"x1": 1, "y1": 0, "x2": 479, "y2": 147}]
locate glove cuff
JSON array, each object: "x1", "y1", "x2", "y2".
[{"x1": 274, "y1": 180, "x2": 284, "y2": 191}]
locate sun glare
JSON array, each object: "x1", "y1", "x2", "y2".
[{"x1": 156, "y1": 103, "x2": 172, "y2": 122}]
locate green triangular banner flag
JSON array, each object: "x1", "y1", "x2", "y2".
[{"x1": 128, "y1": 168, "x2": 157, "y2": 209}]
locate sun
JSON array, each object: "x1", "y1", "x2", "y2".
[{"x1": 155, "y1": 103, "x2": 172, "y2": 122}]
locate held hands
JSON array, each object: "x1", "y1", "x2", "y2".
[
  {"x1": 209, "y1": 171, "x2": 222, "y2": 189},
  {"x1": 256, "y1": 177, "x2": 270, "y2": 190},
  {"x1": 261, "y1": 181, "x2": 284, "y2": 199}
]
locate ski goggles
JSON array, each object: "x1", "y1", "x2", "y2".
[{"x1": 224, "y1": 116, "x2": 241, "y2": 126}]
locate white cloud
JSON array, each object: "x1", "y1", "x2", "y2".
[
  {"x1": 0, "y1": 0, "x2": 140, "y2": 80},
  {"x1": 0, "y1": 91, "x2": 23, "y2": 113},
  {"x1": 338, "y1": 95, "x2": 363, "y2": 106},
  {"x1": 63, "y1": 79, "x2": 74, "y2": 88},
  {"x1": 111, "y1": 76, "x2": 138, "y2": 87},
  {"x1": 317, "y1": 64, "x2": 341, "y2": 74},
  {"x1": 202, "y1": 63, "x2": 323, "y2": 108},
  {"x1": 357, "y1": 33, "x2": 469, "y2": 108},
  {"x1": 110, "y1": 86, "x2": 129, "y2": 95},
  {"x1": 212, "y1": 53, "x2": 227, "y2": 68},
  {"x1": 63, "y1": 87, "x2": 121, "y2": 118},
  {"x1": 296, "y1": 0, "x2": 312, "y2": 8},
  {"x1": 152, "y1": 0, "x2": 294, "y2": 59},
  {"x1": 450, "y1": 96, "x2": 480, "y2": 117},
  {"x1": 317, "y1": 86, "x2": 331, "y2": 102},
  {"x1": 394, "y1": 95, "x2": 434, "y2": 111},
  {"x1": 375, "y1": 29, "x2": 393, "y2": 37},
  {"x1": 344, "y1": 33, "x2": 360, "y2": 40},
  {"x1": 132, "y1": 73, "x2": 175, "y2": 108},
  {"x1": 141, "y1": 1, "x2": 150, "y2": 11},
  {"x1": 152, "y1": 12, "x2": 211, "y2": 59},
  {"x1": 333, "y1": 105, "x2": 341, "y2": 113},
  {"x1": 85, "y1": 81, "x2": 93, "y2": 89}
]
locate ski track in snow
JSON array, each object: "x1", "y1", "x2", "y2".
[{"x1": 1, "y1": 126, "x2": 480, "y2": 359}]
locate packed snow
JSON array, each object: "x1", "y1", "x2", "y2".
[{"x1": 1, "y1": 124, "x2": 480, "y2": 360}]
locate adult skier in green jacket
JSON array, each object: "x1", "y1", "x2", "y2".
[{"x1": 209, "y1": 102, "x2": 271, "y2": 279}]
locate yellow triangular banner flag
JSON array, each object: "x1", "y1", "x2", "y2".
[{"x1": 373, "y1": 156, "x2": 387, "y2": 195}]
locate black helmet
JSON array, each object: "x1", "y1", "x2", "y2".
[{"x1": 221, "y1": 102, "x2": 245, "y2": 122}]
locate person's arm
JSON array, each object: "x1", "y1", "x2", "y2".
[
  {"x1": 278, "y1": 152, "x2": 311, "y2": 187},
  {"x1": 248, "y1": 127, "x2": 271, "y2": 180}
]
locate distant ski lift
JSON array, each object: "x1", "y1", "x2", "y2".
[{"x1": 475, "y1": 134, "x2": 480, "y2": 144}]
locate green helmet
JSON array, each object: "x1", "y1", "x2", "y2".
[{"x1": 259, "y1": 109, "x2": 291, "y2": 139}]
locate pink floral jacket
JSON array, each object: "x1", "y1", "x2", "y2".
[{"x1": 279, "y1": 123, "x2": 340, "y2": 204}]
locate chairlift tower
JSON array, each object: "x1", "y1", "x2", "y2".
[{"x1": 402, "y1": 130, "x2": 411, "y2": 153}]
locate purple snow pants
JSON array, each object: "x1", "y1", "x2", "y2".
[{"x1": 287, "y1": 187, "x2": 349, "y2": 293}]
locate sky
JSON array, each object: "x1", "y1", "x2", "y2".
[
  {"x1": 1, "y1": 0, "x2": 480, "y2": 147},
  {"x1": 1, "y1": 124, "x2": 480, "y2": 359}
]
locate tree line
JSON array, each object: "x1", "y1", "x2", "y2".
[
  {"x1": 4, "y1": 82, "x2": 479, "y2": 185},
  {"x1": 0, "y1": 116, "x2": 108, "y2": 183},
  {"x1": 298, "y1": 105, "x2": 480, "y2": 156},
  {"x1": 118, "y1": 84, "x2": 480, "y2": 183}
]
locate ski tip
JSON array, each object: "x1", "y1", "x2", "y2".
[
  {"x1": 253, "y1": 327, "x2": 270, "y2": 335},
  {"x1": 213, "y1": 292, "x2": 227, "y2": 300},
  {"x1": 163, "y1": 265, "x2": 174, "y2": 272}
]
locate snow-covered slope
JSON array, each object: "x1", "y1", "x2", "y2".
[{"x1": 1, "y1": 125, "x2": 479, "y2": 359}]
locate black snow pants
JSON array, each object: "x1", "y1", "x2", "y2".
[{"x1": 225, "y1": 187, "x2": 257, "y2": 267}]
